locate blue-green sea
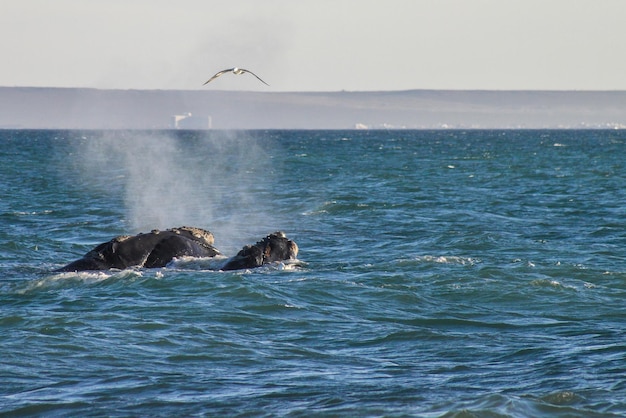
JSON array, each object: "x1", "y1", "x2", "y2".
[{"x1": 2, "y1": 129, "x2": 626, "y2": 417}]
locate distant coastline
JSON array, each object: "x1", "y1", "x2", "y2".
[{"x1": 1, "y1": 86, "x2": 625, "y2": 130}]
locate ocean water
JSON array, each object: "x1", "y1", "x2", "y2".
[{"x1": 1, "y1": 129, "x2": 626, "y2": 417}]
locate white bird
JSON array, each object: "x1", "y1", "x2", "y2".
[{"x1": 203, "y1": 67, "x2": 269, "y2": 86}]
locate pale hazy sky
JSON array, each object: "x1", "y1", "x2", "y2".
[{"x1": 1, "y1": 0, "x2": 625, "y2": 91}]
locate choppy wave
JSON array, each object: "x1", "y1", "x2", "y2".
[{"x1": 414, "y1": 254, "x2": 481, "y2": 265}]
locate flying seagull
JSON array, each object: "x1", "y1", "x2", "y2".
[{"x1": 203, "y1": 67, "x2": 269, "y2": 86}]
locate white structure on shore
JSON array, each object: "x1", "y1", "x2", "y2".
[{"x1": 170, "y1": 113, "x2": 211, "y2": 129}]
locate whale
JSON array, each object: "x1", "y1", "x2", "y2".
[
  {"x1": 221, "y1": 231, "x2": 299, "y2": 271},
  {"x1": 55, "y1": 227, "x2": 298, "y2": 272}
]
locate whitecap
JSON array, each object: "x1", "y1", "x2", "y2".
[
  {"x1": 529, "y1": 278, "x2": 578, "y2": 291},
  {"x1": 18, "y1": 269, "x2": 142, "y2": 293},
  {"x1": 233, "y1": 259, "x2": 306, "y2": 273},
  {"x1": 415, "y1": 255, "x2": 479, "y2": 266}
]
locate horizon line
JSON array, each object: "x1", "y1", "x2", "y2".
[{"x1": 2, "y1": 85, "x2": 626, "y2": 94}]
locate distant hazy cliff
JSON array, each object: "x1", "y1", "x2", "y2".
[{"x1": 1, "y1": 87, "x2": 625, "y2": 129}]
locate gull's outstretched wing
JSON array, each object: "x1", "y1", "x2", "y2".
[
  {"x1": 240, "y1": 69, "x2": 270, "y2": 86},
  {"x1": 202, "y1": 68, "x2": 234, "y2": 85}
]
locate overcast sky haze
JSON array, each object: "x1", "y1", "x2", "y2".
[{"x1": 1, "y1": 0, "x2": 625, "y2": 92}]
